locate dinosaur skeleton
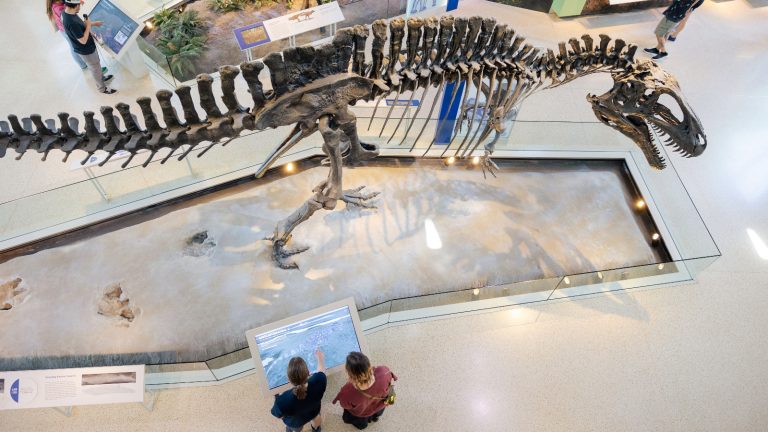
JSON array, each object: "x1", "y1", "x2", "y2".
[{"x1": 0, "y1": 15, "x2": 706, "y2": 269}]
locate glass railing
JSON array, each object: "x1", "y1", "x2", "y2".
[
  {"x1": 137, "y1": 0, "x2": 412, "y2": 86},
  {"x1": 140, "y1": 255, "x2": 717, "y2": 387},
  {"x1": 0, "y1": 102, "x2": 719, "y2": 384}
]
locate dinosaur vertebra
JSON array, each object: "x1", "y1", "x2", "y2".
[{"x1": 0, "y1": 15, "x2": 706, "y2": 269}]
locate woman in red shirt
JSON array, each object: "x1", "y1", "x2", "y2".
[{"x1": 332, "y1": 352, "x2": 397, "y2": 430}]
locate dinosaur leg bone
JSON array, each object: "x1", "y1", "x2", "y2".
[
  {"x1": 337, "y1": 108, "x2": 379, "y2": 165},
  {"x1": 266, "y1": 116, "x2": 342, "y2": 270}
]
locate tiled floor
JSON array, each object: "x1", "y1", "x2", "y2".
[{"x1": 1, "y1": 0, "x2": 768, "y2": 431}]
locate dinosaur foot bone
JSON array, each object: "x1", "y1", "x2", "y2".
[
  {"x1": 342, "y1": 185, "x2": 381, "y2": 209},
  {"x1": 268, "y1": 236, "x2": 310, "y2": 270},
  {"x1": 480, "y1": 152, "x2": 500, "y2": 179}
]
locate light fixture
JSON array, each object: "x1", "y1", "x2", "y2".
[
  {"x1": 747, "y1": 228, "x2": 768, "y2": 260},
  {"x1": 657, "y1": 263, "x2": 665, "y2": 270},
  {"x1": 651, "y1": 233, "x2": 660, "y2": 241},
  {"x1": 444, "y1": 156, "x2": 456, "y2": 165},
  {"x1": 563, "y1": 276, "x2": 570, "y2": 285},
  {"x1": 635, "y1": 199, "x2": 646, "y2": 210},
  {"x1": 472, "y1": 156, "x2": 480, "y2": 165},
  {"x1": 284, "y1": 162, "x2": 295, "y2": 173},
  {"x1": 145, "y1": 20, "x2": 154, "y2": 30},
  {"x1": 597, "y1": 271, "x2": 603, "y2": 280},
  {"x1": 472, "y1": 288, "x2": 480, "y2": 296}
]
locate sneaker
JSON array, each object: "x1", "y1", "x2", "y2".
[
  {"x1": 102, "y1": 74, "x2": 114, "y2": 82},
  {"x1": 101, "y1": 87, "x2": 117, "y2": 94},
  {"x1": 652, "y1": 52, "x2": 668, "y2": 60},
  {"x1": 643, "y1": 47, "x2": 660, "y2": 55},
  {"x1": 667, "y1": 35, "x2": 677, "y2": 42},
  {"x1": 101, "y1": 66, "x2": 108, "y2": 74}
]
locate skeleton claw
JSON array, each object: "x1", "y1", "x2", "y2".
[
  {"x1": 265, "y1": 234, "x2": 310, "y2": 270},
  {"x1": 342, "y1": 186, "x2": 381, "y2": 209},
  {"x1": 481, "y1": 152, "x2": 499, "y2": 179}
]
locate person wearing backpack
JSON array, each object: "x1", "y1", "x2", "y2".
[{"x1": 332, "y1": 352, "x2": 398, "y2": 430}]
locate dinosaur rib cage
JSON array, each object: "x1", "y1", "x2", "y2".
[{"x1": 0, "y1": 14, "x2": 639, "y2": 168}]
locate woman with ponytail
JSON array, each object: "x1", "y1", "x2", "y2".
[
  {"x1": 271, "y1": 350, "x2": 327, "y2": 432},
  {"x1": 333, "y1": 352, "x2": 398, "y2": 430}
]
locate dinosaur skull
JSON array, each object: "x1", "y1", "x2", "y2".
[{"x1": 588, "y1": 59, "x2": 706, "y2": 169}]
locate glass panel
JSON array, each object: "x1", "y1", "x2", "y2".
[
  {"x1": 145, "y1": 362, "x2": 217, "y2": 386},
  {"x1": 206, "y1": 348, "x2": 255, "y2": 381},
  {"x1": 387, "y1": 277, "x2": 561, "y2": 323},
  {"x1": 358, "y1": 300, "x2": 393, "y2": 332}
]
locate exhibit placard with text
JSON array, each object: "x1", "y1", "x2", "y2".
[
  {"x1": 262, "y1": 2, "x2": 345, "y2": 42},
  {"x1": 87, "y1": 0, "x2": 141, "y2": 56},
  {"x1": 0, "y1": 365, "x2": 144, "y2": 410}
]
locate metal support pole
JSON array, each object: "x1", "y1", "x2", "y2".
[
  {"x1": 84, "y1": 166, "x2": 110, "y2": 201},
  {"x1": 142, "y1": 388, "x2": 160, "y2": 412},
  {"x1": 434, "y1": 0, "x2": 463, "y2": 145}
]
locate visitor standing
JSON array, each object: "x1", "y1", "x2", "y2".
[
  {"x1": 644, "y1": 0, "x2": 699, "y2": 60},
  {"x1": 61, "y1": 0, "x2": 116, "y2": 94},
  {"x1": 271, "y1": 350, "x2": 327, "y2": 432},
  {"x1": 332, "y1": 352, "x2": 398, "y2": 430},
  {"x1": 47, "y1": 0, "x2": 87, "y2": 69},
  {"x1": 667, "y1": 0, "x2": 705, "y2": 42}
]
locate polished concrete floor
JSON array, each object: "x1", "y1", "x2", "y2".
[{"x1": 1, "y1": 0, "x2": 768, "y2": 430}]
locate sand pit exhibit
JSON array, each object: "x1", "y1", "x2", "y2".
[{"x1": 0, "y1": 159, "x2": 664, "y2": 369}]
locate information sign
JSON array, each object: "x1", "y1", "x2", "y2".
[
  {"x1": 246, "y1": 298, "x2": 365, "y2": 394},
  {"x1": 407, "y1": 0, "x2": 449, "y2": 15},
  {"x1": 234, "y1": 22, "x2": 272, "y2": 51},
  {"x1": 88, "y1": 0, "x2": 141, "y2": 56},
  {"x1": 0, "y1": 365, "x2": 144, "y2": 410},
  {"x1": 386, "y1": 99, "x2": 421, "y2": 107},
  {"x1": 262, "y1": 2, "x2": 345, "y2": 42}
]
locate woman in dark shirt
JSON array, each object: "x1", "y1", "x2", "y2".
[
  {"x1": 271, "y1": 350, "x2": 327, "y2": 432},
  {"x1": 332, "y1": 352, "x2": 398, "y2": 430}
]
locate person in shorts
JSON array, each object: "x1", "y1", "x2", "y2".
[
  {"x1": 667, "y1": 0, "x2": 704, "y2": 42},
  {"x1": 644, "y1": 0, "x2": 699, "y2": 60},
  {"x1": 271, "y1": 350, "x2": 326, "y2": 432}
]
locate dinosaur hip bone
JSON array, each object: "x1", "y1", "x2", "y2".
[{"x1": 0, "y1": 14, "x2": 706, "y2": 269}]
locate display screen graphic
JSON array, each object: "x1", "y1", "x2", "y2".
[
  {"x1": 234, "y1": 22, "x2": 271, "y2": 50},
  {"x1": 254, "y1": 306, "x2": 361, "y2": 389},
  {"x1": 88, "y1": 0, "x2": 140, "y2": 55}
]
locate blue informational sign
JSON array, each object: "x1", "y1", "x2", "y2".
[
  {"x1": 88, "y1": 0, "x2": 140, "y2": 56},
  {"x1": 234, "y1": 22, "x2": 272, "y2": 51},
  {"x1": 386, "y1": 99, "x2": 421, "y2": 107},
  {"x1": 10, "y1": 379, "x2": 19, "y2": 403}
]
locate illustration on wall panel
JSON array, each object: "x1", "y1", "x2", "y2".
[{"x1": 0, "y1": 14, "x2": 706, "y2": 269}]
